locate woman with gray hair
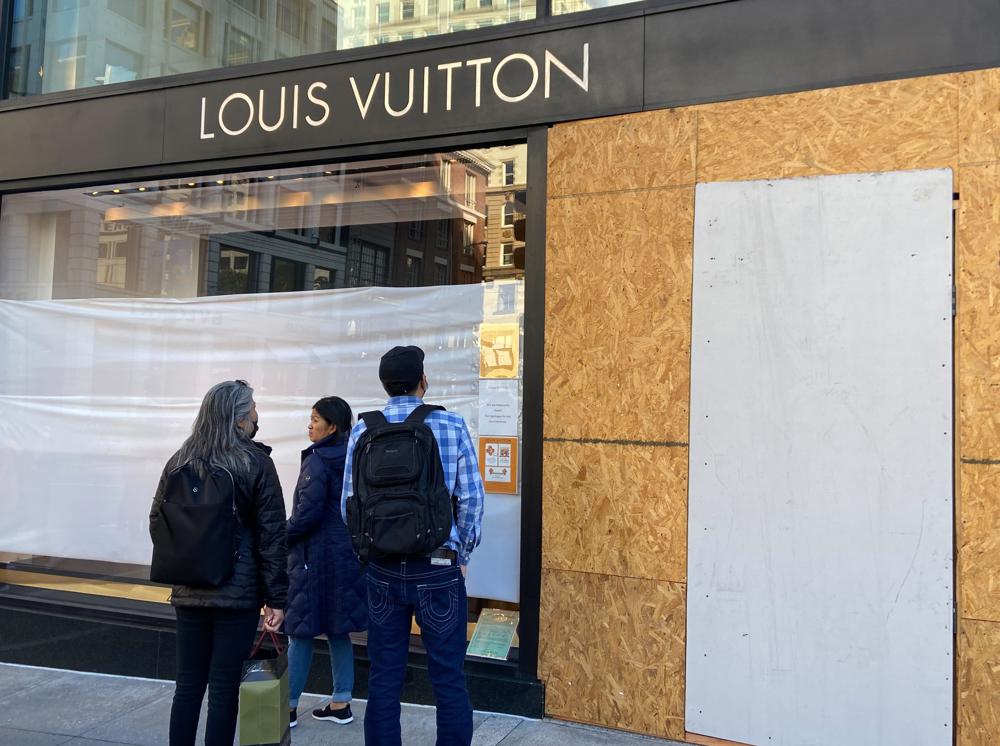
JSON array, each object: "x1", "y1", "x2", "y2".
[{"x1": 149, "y1": 380, "x2": 288, "y2": 746}]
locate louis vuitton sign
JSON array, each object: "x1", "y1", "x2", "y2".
[{"x1": 163, "y1": 18, "x2": 644, "y2": 160}]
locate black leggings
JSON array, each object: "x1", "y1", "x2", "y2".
[{"x1": 169, "y1": 606, "x2": 259, "y2": 746}]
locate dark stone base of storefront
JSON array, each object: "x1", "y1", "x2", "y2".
[{"x1": 0, "y1": 591, "x2": 544, "y2": 718}]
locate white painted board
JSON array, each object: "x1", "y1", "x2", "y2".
[{"x1": 685, "y1": 170, "x2": 954, "y2": 746}]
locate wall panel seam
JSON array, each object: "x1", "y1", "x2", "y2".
[
  {"x1": 958, "y1": 160, "x2": 1000, "y2": 169},
  {"x1": 544, "y1": 436, "x2": 688, "y2": 447},
  {"x1": 541, "y1": 565, "x2": 688, "y2": 586},
  {"x1": 548, "y1": 183, "x2": 696, "y2": 200},
  {"x1": 960, "y1": 616, "x2": 1000, "y2": 625}
]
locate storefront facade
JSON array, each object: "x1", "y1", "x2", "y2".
[{"x1": 3, "y1": 1, "x2": 1000, "y2": 744}]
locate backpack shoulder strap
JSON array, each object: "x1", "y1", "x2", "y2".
[
  {"x1": 360, "y1": 410, "x2": 389, "y2": 430},
  {"x1": 404, "y1": 403, "x2": 446, "y2": 424}
]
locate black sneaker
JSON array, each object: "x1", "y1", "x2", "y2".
[
  {"x1": 312, "y1": 703, "x2": 353, "y2": 724},
  {"x1": 289, "y1": 708, "x2": 298, "y2": 728}
]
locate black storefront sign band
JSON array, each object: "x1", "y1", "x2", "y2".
[{"x1": 0, "y1": 18, "x2": 643, "y2": 182}]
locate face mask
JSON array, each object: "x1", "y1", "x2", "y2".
[{"x1": 249, "y1": 420, "x2": 259, "y2": 439}]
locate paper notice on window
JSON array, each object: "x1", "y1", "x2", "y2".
[
  {"x1": 466, "y1": 608, "x2": 520, "y2": 660},
  {"x1": 478, "y1": 437, "x2": 518, "y2": 494},
  {"x1": 479, "y1": 322, "x2": 519, "y2": 378},
  {"x1": 478, "y1": 379, "x2": 519, "y2": 437}
]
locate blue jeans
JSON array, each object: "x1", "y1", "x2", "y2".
[
  {"x1": 287, "y1": 633, "x2": 355, "y2": 708},
  {"x1": 364, "y1": 557, "x2": 472, "y2": 746}
]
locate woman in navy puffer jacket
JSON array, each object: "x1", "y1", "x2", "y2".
[{"x1": 285, "y1": 396, "x2": 366, "y2": 728}]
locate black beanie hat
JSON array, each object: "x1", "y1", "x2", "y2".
[{"x1": 378, "y1": 345, "x2": 425, "y2": 387}]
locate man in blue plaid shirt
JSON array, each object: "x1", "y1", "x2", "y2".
[{"x1": 341, "y1": 345, "x2": 484, "y2": 746}]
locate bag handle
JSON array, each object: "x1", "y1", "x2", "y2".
[{"x1": 249, "y1": 628, "x2": 286, "y2": 658}]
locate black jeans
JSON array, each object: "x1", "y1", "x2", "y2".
[{"x1": 170, "y1": 606, "x2": 259, "y2": 746}]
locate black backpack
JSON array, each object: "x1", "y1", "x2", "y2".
[
  {"x1": 347, "y1": 404, "x2": 454, "y2": 562},
  {"x1": 150, "y1": 460, "x2": 239, "y2": 587}
]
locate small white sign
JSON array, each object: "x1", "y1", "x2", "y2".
[{"x1": 478, "y1": 379, "x2": 519, "y2": 436}]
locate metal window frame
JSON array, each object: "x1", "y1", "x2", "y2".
[{"x1": 0, "y1": 125, "x2": 547, "y2": 681}]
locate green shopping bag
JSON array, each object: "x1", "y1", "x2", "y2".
[{"x1": 239, "y1": 630, "x2": 290, "y2": 746}]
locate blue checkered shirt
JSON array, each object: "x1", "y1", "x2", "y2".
[{"x1": 340, "y1": 396, "x2": 485, "y2": 565}]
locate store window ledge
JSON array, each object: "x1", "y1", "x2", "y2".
[{"x1": 0, "y1": 580, "x2": 544, "y2": 717}]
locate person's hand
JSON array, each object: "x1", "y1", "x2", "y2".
[
  {"x1": 263, "y1": 606, "x2": 284, "y2": 632},
  {"x1": 460, "y1": 564, "x2": 468, "y2": 578}
]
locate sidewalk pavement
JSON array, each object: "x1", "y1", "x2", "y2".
[{"x1": 0, "y1": 663, "x2": 684, "y2": 745}]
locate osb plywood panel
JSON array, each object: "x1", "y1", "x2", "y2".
[
  {"x1": 957, "y1": 164, "x2": 1000, "y2": 460},
  {"x1": 542, "y1": 440, "x2": 687, "y2": 583},
  {"x1": 959, "y1": 68, "x2": 1000, "y2": 165},
  {"x1": 538, "y1": 568, "x2": 686, "y2": 740},
  {"x1": 959, "y1": 461, "x2": 1000, "y2": 623},
  {"x1": 958, "y1": 618, "x2": 1000, "y2": 746},
  {"x1": 697, "y1": 75, "x2": 958, "y2": 183},
  {"x1": 545, "y1": 187, "x2": 693, "y2": 442},
  {"x1": 548, "y1": 109, "x2": 697, "y2": 198}
]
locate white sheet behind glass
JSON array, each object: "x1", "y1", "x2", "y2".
[{"x1": 0, "y1": 282, "x2": 524, "y2": 602}]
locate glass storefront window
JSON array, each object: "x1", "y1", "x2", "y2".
[
  {"x1": 551, "y1": 0, "x2": 640, "y2": 14},
  {"x1": 0, "y1": 149, "x2": 526, "y2": 299},
  {"x1": 2, "y1": 0, "x2": 537, "y2": 99},
  {"x1": 0, "y1": 144, "x2": 528, "y2": 652}
]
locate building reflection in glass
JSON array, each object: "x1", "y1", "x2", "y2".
[{"x1": 0, "y1": 146, "x2": 527, "y2": 301}]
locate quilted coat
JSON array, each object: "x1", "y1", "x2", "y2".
[
  {"x1": 284, "y1": 435, "x2": 367, "y2": 638},
  {"x1": 150, "y1": 442, "x2": 289, "y2": 611}
]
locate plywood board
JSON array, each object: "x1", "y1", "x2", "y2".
[
  {"x1": 959, "y1": 618, "x2": 1000, "y2": 746},
  {"x1": 542, "y1": 440, "x2": 687, "y2": 583},
  {"x1": 957, "y1": 163, "x2": 1000, "y2": 460},
  {"x1": 959, "y1": 461, "x2": 1000, "y2": 622},
  {"x1": 538, "y1": 568, "x2": 685, "y2": 740},
  {"x1": 686, "y1": 170, "x2": 954, "y2": 745},
  {"x1": 544, "y1": 187, "x2": 693, "y2": 442},
  {"x1": 697, "y1": 75, "x2": 958, "y2": 183},
  {"x1": 959, "y1": 68, "x2": 1000, "y2": 165},
  {"x1": 548, "y1": 109, "x2": 697, "y2": 198}
]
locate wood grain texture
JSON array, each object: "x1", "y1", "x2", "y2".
[
  {"x1": 959, "y1": 618, "x2": 1000, "y2": 746},
  {"x1": 538, "y1": 568, "x2": 686, "y2": 740},
  {"x1": 548, "y1": 109, "x2": 697, "y2": 198},
  {"x1": 697, "y1": 75, "x2": 959, "y2": 183},
  {"x1": 959, "y1": 461, "x2": 1000, "y2": 623},
  {"x1": 544, "y1": 186, "x2": 693, "y2": 442},
  {"x1": 959, "y1": 68, "x2": 1000, "y2": 165},
  {"x1": 542, "y1": 440, "x2": 687, "y2": 583},
  {"x1": 957, "y1": 164, "x2": 1000, "y2": 460}
]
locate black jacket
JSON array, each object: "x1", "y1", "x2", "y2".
[
  {"x1": 284, "y1": 436, "x2": 366, "y2": 638},
  {"x1": 149, "y1": 442, "x2": 289, "y2": 610}
]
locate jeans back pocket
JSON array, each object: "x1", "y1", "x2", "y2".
[
  {"x1": 367, "y1": 575, "x2": 393, "y2": 626},
  {"x1": 416, "y1": 577, "x2": 462, "y2": 636}
]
